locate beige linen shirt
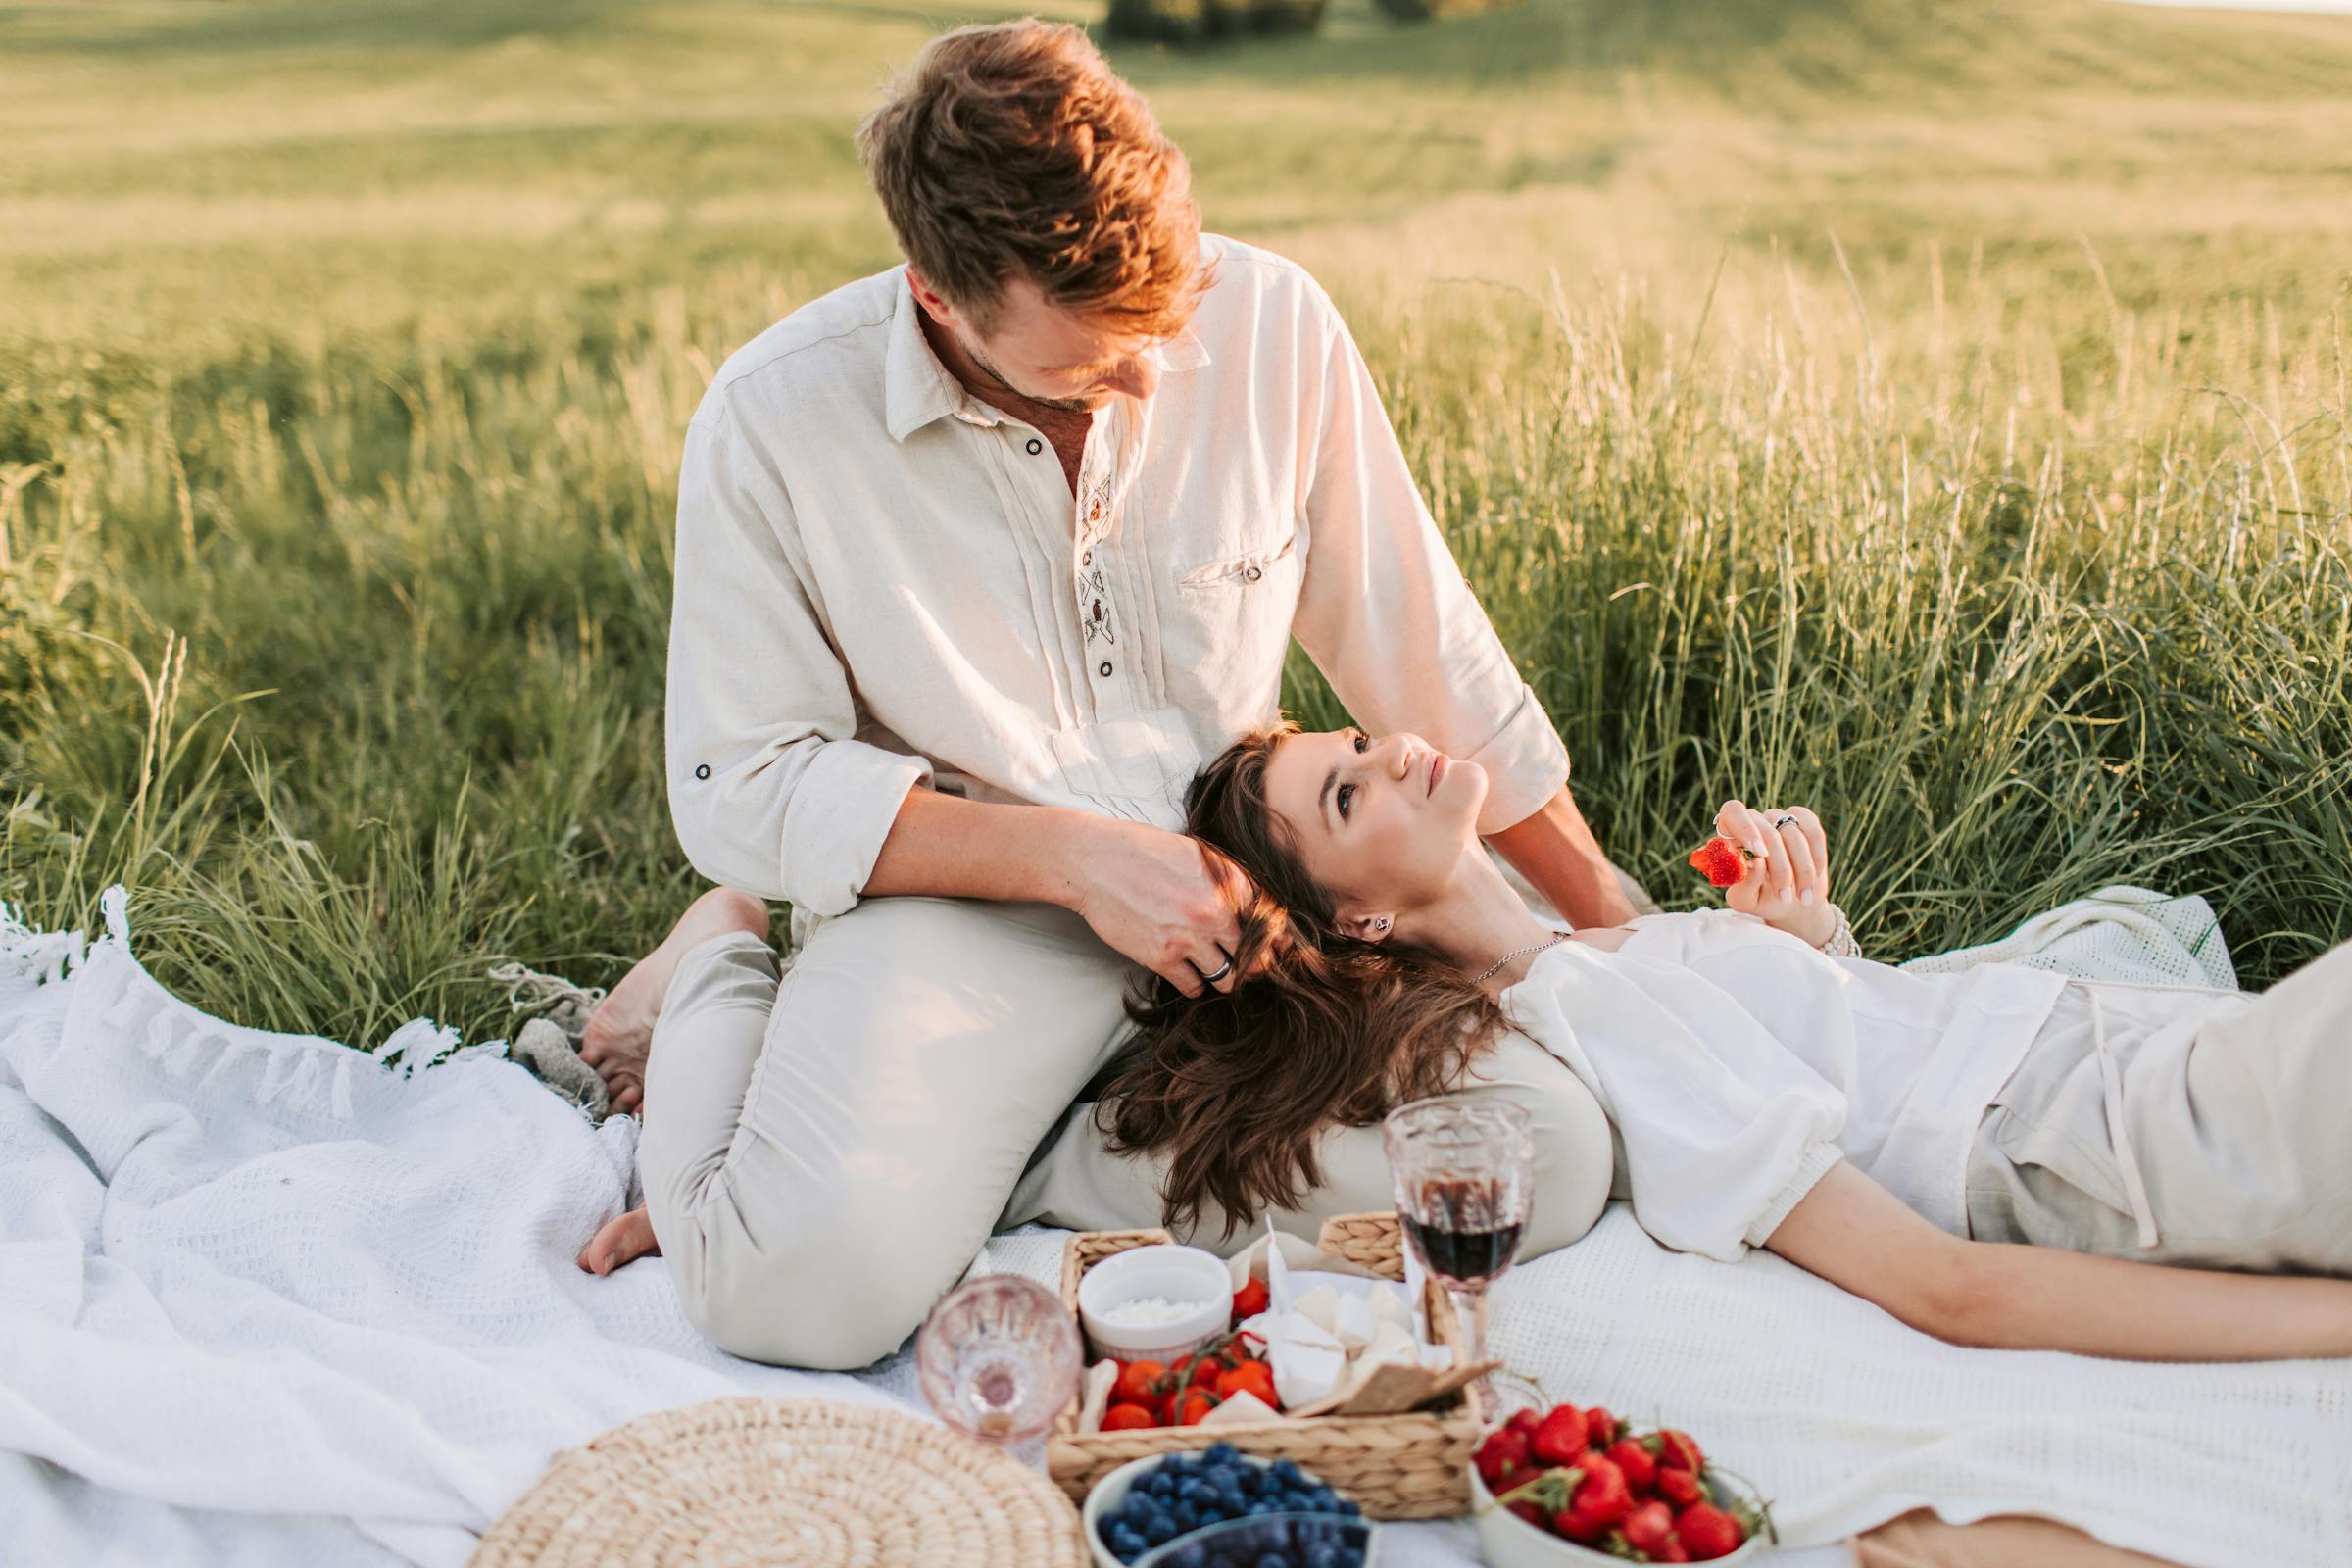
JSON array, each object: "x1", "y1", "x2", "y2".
[{"x1": 666, "y1": 234, "x2": 1569, "y2": 922}]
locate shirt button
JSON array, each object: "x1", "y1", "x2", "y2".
[
  {"x1": 693, "y1": 763, "x2": 711, "y2": 780},
  {"x1": 1081, "y1": 550, "x2": 1092, "y2": 565},
  {"x1": 1099, "y1": 662, "x2": 1113, "y2": 678},
  {"x1": 1025, "y1": 437, "x2": 1044, "y2": 455},
  {"x1": 1245, "y1": 564, "x2": 1263, "y2": 582}
]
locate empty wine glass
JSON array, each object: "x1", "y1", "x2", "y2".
[
  {"x1": 915, "y1": 1273, "x2": 1084, "y2": 1446},
  {"x1": 1383, "y1": 1093, "x2": 1535, "y2": 1405}
]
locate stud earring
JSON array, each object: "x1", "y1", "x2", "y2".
[{"x1": 1374, "y1": 917, "x2": 1392, "y2": 932}]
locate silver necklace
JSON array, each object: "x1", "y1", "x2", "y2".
[{"x1": 1474, "y1": 930, "x2": 1568, "y2": 984}]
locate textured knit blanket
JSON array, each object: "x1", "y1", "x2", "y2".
[{"x1": 2, "y1": 888, "x2": 2344, "y2": 1567}]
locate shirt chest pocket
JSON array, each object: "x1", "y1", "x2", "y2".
[
  {"x1": 1171, "y1": 526, "x2": 1305, "y2": 664},
  {"x1": 1176, "y1": 528, "x2": 1301, "y2": 590}
]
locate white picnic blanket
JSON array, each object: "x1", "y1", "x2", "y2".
[{"x1": 2, "y1": 888, "x2": 2345, "y2": 1568}]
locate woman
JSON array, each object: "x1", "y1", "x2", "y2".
[{"x1": 1076, "y1": 720, "x2": 2352, "y2": 1362}]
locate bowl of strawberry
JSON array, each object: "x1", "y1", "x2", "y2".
[{"x1": 1467, "y1": 1402, "x2": 1773, "y2": 1565}]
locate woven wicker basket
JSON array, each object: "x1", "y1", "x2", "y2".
[
  {"x1": 475, "y1": 1395, "x2": 1085, "y2": 1567},
  {"x1": 1044, "y1": 1211, "x2": 1484, "y2": 1520}
]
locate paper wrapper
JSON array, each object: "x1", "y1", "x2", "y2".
[
  {"x1": 1074, "y1": 1358, "x2": 1120, "y2": 1437},
  {"x1": 1221, "y1": 1225, "x2": 1392, "y2": 1290},
  {"x1": 1200, "y1": 1389, "x2": 1282, "y2": 1427}
]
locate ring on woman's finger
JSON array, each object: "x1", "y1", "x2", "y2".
[
  {"x1": 1198, "y1": 956, "x2": 1234, "y2": 984},
  {"x1": 1774, "y1": 813, "x2": 1799, "y2": 829}
]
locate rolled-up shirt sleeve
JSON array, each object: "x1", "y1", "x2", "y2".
[
  {"x1": 1288, "y1": 289, "x2": 1569, "y2": 835},
  {"x1": 666, "y1": 400, "x2": 930, "y2": 914}
]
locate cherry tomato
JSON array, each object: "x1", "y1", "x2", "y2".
[
  {"x1": 1113, "y1": 1360, "x2": 1164, "y2": 1406},
  {"x1": 1214, "y1": 1361, "x2": 1279, "y2": 1408}
]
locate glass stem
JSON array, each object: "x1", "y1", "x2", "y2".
[
  {"x1": 1446, "y1": 1281, "x2": 1491, "y2": 1373},
  {"x1": 1447, "y1": 1282, "x2": 1502, "y2": 1423}
]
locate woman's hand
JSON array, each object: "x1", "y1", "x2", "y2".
[{"x1": 1713, "y1": 800, "x2": 1839, "y2": 948}]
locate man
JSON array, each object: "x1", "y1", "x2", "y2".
[{"x1": 578, "y1": 19, "x2": 1632, "y2": 1368}]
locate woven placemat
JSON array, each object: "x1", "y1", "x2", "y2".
[{"x1": 473, "y1": 1396, "x2": 1086, "y2": 1568}]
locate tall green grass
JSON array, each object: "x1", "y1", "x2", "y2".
[{"x1": 4, "y1": 0, "x2": 2349, "y2": 1046}]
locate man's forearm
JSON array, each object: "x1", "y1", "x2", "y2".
[
  {"x1": 861, "y1": 785, "x2": 1094, "y2": 907},
  {"x1": 1488, "y1": 785, "x2": 1637, "y2": 929}
]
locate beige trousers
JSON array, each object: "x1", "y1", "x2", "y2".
[
  {"x1": 636, "y1": 893, "x2": 1616, "y2": 1369},
  {"x1": 1964, "y1": 941, "x2": 2352, "y2": 1273}
]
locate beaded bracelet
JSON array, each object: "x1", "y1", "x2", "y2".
[{"x1": 1820, "y1": 904, "x2": 1862, "y2": 958}]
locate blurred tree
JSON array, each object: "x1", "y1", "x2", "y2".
[
  {"x1": 1373, "y1": 0, "x2": 1523, "y2": 19},
  {"x1": 1105, "y1": 0, "x2": 1327, "y2": 45}
]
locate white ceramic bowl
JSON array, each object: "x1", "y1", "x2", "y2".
[
  {"x1": 1083, "y1": 1451, "x2": 1379, "y2": 1568},
  {"x1": 1076, "y1": 1243, "x2": 1233, "y2": 1364},
  {"x1": 1468, "y1": 1462, "x2": 1759, "y2": 1566}
]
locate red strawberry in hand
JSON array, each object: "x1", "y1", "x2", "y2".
[
  {"x1": 1676, "y1": 1502, "x2": 1745, "y2": 1561},
  {"x1": 1657, "y1": 1465, "x2": 1706, "y2": 1509},
  {"x1": 1622, "y1": 1499, "x2": 1676, "y2": 1554},
  {"x1": 1531, "y1": 1405, "x2": 1589, "y2": 1466},
  {"x1": 1607, "y1": 1436, "x2": 1658, "y2": 1494},
  {"x1": 1687, "y1": 836, "x2": 1748, "y2": 888}
]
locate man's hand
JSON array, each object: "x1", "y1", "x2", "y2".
[{"x1": 1056, "y1": 817, "x2": 1265, "y2": 997}]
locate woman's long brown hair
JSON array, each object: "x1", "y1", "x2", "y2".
[{"x1": 1090, "y1": 720, "x2": 1509, "y2": 1240}]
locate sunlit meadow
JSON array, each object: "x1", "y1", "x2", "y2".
[{"x1": 3, "y1": 0, "x2": 2347, "y2": 1047}]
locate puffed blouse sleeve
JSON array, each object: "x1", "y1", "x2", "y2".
[{"x1": 1502, "y1": 941, "x2": 1847, "y2": 1261}]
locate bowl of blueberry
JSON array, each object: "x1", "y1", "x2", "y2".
[{"x1": 1084, "y1": 1442, "x2": 1376, "y2": 1568}]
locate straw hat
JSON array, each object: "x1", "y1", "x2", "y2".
[{"x1": 474, "y1": 1395, "x2": 1085, "y2": 1567}]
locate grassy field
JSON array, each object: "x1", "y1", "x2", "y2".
[{"x1": 4, "y1": 0, "x2": 2348, "y2": 1047}]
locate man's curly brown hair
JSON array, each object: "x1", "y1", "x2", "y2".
[{"x1": 856, "y1": 20, "x2": 1208, "y2": 336}]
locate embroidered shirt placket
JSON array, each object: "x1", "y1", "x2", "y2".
[{"x1": 1074, "y1": 403, "x2": 1136, "y2": 722}]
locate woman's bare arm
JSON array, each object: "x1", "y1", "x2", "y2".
[{"x1": 1766, "y1": 1161, "x2": 2352, "y2": 1362}]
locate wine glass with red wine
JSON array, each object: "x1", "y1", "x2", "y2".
[
  {"x1": 1382, "y1": 1094, "x2": 1534, "y2": 1400},
  {"x1": 915, "y1": 1273, "x2": 1084, "y2": 1448}
]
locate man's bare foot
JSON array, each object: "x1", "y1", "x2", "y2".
[
  {"x1": 580, "y1": 887, "x2": 769, "y2": 1116},
  {"x1": 578, "y1": 1205, "x2": 662, "y2": 1274}
]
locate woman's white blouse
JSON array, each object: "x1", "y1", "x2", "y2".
[{"x1": 1501, "y1": 910, "x2": 2069, "y2": 1262}]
